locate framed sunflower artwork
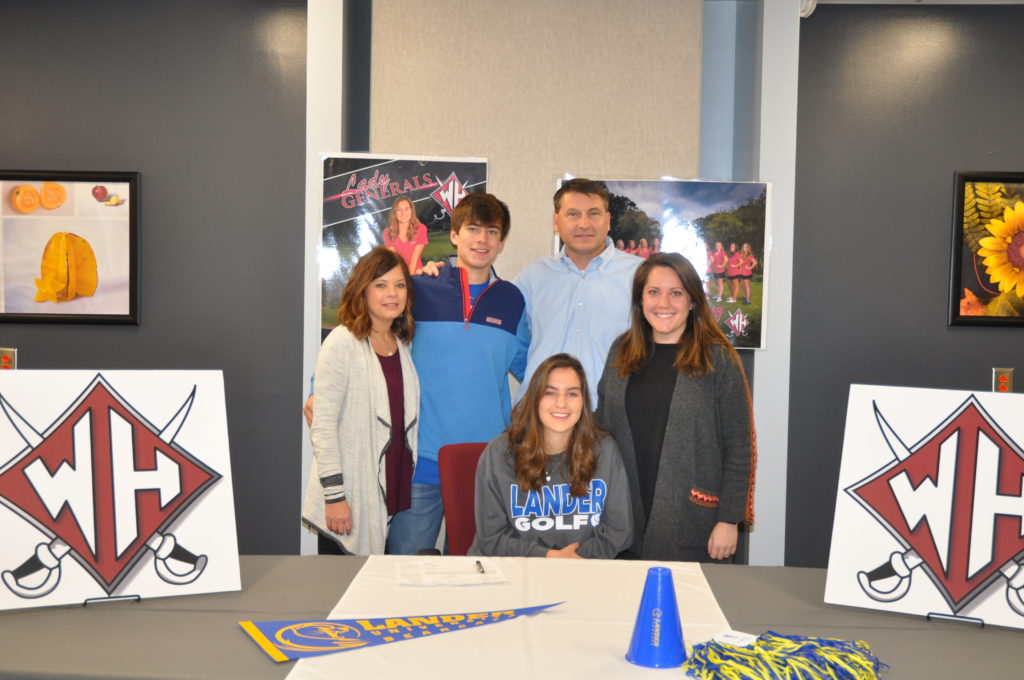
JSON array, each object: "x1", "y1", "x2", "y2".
[
  {"x1": 0, "y1": 170, "x2": 139, "y2": 324},
  {"x1": 949, "y1": 171, "x2": 1024, "y2": 326}
]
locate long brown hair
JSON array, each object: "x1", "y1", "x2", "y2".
[
  {"x1": 336, "y1": 247, "x2": 414, "y2": 342},
  {"x1": 508, "y1": 354, "x2": 603, "y2": 497},
  {"x1": 386, "y1": 196, "x2": 421, "y2": 242},
  {"x1": 611, "y1": 252, "x2": 739, "y2": 377}
]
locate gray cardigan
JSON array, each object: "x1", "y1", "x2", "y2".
[
  {"x1": 595, "y1": 341, "x2": 755, "y2": 561},
  {"x1": 302, "y1": 325, "x2": 419, "y2": 555}
]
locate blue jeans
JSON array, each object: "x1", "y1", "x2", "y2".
[{"x1": 386, "y1": 483, "x2": 444, "y2": 554}]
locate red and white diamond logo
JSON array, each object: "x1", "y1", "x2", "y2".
[
  {"x1": 0, "y1": 375, "x2": 219, "y2": 595},
  {"x1": 849, "y1": 395, "x2": 1024, "y2": 612},
  {"x1": 725, "y1": 308, "x2": 749, "y2": 337},
  {"x1": 430, "y1": 172, "x2": 468, "y2": 215}
]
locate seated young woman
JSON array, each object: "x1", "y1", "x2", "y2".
[{"x1": 469, "y1": 353, "x2": 633, "y2": 558}]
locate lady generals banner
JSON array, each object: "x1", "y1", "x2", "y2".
[
  {"x1": 0, "y1": 370, "x2": 239, "y2": 610},
  {"x1": 319, "y1": 153, "x2": 487, "y2": 331},
  {"x1": 826, "y1": 384, "x2": 1024, "y2": 630}
]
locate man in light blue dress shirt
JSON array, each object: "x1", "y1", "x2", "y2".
[{"x1": 514, "y1": 178, "x2": 642, "y2": 405}]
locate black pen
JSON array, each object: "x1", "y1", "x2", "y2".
[{"x1": 475, "y1": 560, "x2": 485, "y2": 574}]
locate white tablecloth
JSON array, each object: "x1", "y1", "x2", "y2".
[{"x1": 286, "y1": 556, "x2": 731, "y2": 679}]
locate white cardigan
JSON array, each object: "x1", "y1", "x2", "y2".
[{"x1": 302, "y1": 325, "x2": 419, "y2": 555}]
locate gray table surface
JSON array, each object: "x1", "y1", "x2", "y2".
[{"x1": 0, "y1": 556, "x2": 1019, "y2": 679}]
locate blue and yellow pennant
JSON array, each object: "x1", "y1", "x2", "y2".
[{"x1": 240, "y1": 602, "x2": 561, "y2": 662}]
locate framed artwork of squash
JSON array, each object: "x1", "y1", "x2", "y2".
[{"x1": 0, "y1": 170, "x2": 139, "y2": 324}]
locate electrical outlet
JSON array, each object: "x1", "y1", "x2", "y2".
[
  {"x1": 0, "y1": 347, "x2": 15, "y2": 370},
  {"x1": 993, "y1": 367, "x2": 1014, "y2": 393}
]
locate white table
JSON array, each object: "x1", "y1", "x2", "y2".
[{"x1": 286, "y1": 555, "x2": 728, "y2": 679}]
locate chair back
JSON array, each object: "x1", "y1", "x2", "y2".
[{"x1": 437, "y1": 442, "x2": 487, "y2": 556}]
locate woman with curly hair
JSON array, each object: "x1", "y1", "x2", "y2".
[
  {"x1": 302, "y1": 247, "x2": 419, "y2": 555},
  {"x1": 469, "y1": 353, "x2": 633, "y2": 558},
  {"x1": 597, "y1": 252, "x2": 756, "y2": 562}
]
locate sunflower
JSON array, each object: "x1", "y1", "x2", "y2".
[{"x1": 979, "y1": 200, "x2": 1024, "y2": 298}]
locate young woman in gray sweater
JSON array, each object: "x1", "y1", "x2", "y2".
[
  {"x1": 596, "y1": 253, "x2": 756, "y2": 563},
  {"x1": 469, "y1": 354, "x2": 633, "y2": 558}
]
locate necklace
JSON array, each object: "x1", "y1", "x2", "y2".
[
  {"x1": 544, "y1": 453, "x2": 563, "y2": 483},
  {"x1": 369, "y1": 331, "x2": 397, "y2": 357}
]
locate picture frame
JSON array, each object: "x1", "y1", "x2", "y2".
[
  {"x1": 0, "y1": 170, "x2": 139, "y2": 324},
  {"x1": 560, "y1": 177, "x2": 771, "y2": 349},
  {"x1": 949, "y1": 170, "x2": 1024, "y2": 327}
]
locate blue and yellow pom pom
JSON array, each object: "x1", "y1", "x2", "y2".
[{"x1": 682, "y1": 631, "x2": 887, "y2": 679}]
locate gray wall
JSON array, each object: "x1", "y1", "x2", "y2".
[
  {"x1": 788, "y1": 5, "x2": 1024, "y2": 567},
  {"x1": 0, "y1": 1, "x2": 306, "y2": 553}
]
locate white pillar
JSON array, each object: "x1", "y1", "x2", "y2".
[
  {"x1": 749, "y1": 0, "x2": 801, "y2": 565},
  {"x1": 301, "y1": 0, "x2": 344, "y2": 554}
]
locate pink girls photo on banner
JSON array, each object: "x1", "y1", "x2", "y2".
[
  {"x1": 319, "y1": 153, "x2": 487, "y2": 331},
  {"x1": 577, "y1": 178, "x2": 770, "y2": 350}
]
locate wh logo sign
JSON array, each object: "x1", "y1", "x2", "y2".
[
  {"x1": 849, "y1": 396, "x2": 1024, "y2": 613},
  {"x1": 0, "y1": 375, "x2": 219, "y2": 597},
  {"x1": 430, "y1": 172, "x2": 467, "y2": 215}
]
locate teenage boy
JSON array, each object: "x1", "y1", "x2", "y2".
[
  {"x1": 514, "y1": 178, "x2": 641, "y2": 405},
  {"x1": 384, "y1": 192, "x2": 529, "y2": 554}
]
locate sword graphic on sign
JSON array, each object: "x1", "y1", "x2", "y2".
[
  {"x1": 850, "y1": 399, "x2": 1024, "y2": 616},
  {"x1": 0, "y1": 376, "x2": 217, "y2": 599}
]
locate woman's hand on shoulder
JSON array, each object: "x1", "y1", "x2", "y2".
[
  {"x1": 326, "y1": 500, "x2": 353, "y2": 535},
  {"x1": 707, "y1": 522, "x2": 738, "y2": 560},
  {"x1": 546, "y1": 542, "x2": 582, "y2": 559}
]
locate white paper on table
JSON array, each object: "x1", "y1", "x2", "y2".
[
  {"x1": 396, "y1": 557, "x2": 507, "y2": 586},
  {"x1": 714, "y1": 630, "x2": 758, "y2": 647}
]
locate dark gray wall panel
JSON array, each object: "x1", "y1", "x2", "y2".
[
  {"x1": 788, "y1": 6, "x2": 1024, "y2": 567},
  {"x1": 0, "y1": 1, "x2": 306, "y2": 553},
  {"x1": 343, "y1": 0, "x2": 372, "y2": 151}
]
